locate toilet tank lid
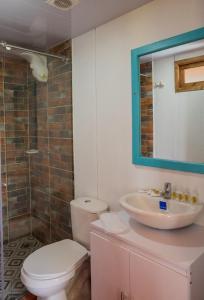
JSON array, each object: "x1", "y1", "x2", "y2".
[{"x1": 71, "y1": 197, "x2": 108, "y2": 214}]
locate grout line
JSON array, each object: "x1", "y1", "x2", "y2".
[
  {"x1": 30, "y1": 164, "x2": 74, "y2": 174},
  {"x1": 5, "y1": 162, "x2": 29, "y2": 166},
  {"x1": 3, "y1": 82, "x2": 27, "y2": 87},
  {"x1": 3, "y1": 110, "x2": 28, "y2": 112},
  {"x1": 4, "y1": 136, "x2": 72, "y2": 141},
  {"x1": 8, "y1": 212, "x2": 31, "y2": 221},
  {"x1": 28, "y1": 104, "x2": 73, "y2": 111},
  {"x1": 29, "y1": 136, "x2": 73, "y2": 140},
  {"x1": 28, "y1": 69, "x2": 72, "y2": 82},
  {"x1": 6, "y1": 187, "x2": 29, "y2": 193}
]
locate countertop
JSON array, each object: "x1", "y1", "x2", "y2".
[{"x1": 91, "y1": 211, "x2": 204, "y2": 275}]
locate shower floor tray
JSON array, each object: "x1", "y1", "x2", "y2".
[{"x1": 4, "y1": 235, "x2": 43, "y2": 300}]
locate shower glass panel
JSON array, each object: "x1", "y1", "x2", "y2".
[
  {"x1": 0, "y1": 178, "x2": 4, "y2": 300},
  {"x1": 0, "y1": 46, "x2": 4, "y2": 300},
  {"x1": 0, "y1": 41, "x2": 73, "y2": 299}
]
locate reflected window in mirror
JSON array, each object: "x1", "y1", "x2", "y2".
[{"x1": 175, "y1": 55, "x2": 204, "y2": 92}]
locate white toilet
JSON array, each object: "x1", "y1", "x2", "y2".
[{"x1": 21, "y1": 198, "x2": 108, "y2": 300}]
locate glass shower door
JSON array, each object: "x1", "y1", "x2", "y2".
[
  {"x1": 0, "y1": 47, "x2": 4, "y2": 300},
  {"x1": 0, "y1": 180, "x2": 4, "y2": 299}
]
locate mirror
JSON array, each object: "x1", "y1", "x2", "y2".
[
  {"x1": 140, "y1": 40, "x2": 204, "y2": 162},
  {"x1": 131, "y1": 27, "x2": 204, "y2": 173}
]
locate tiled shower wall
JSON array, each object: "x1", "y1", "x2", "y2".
[
  {"x1": 30, "y1": 41, "x2": 74, "y2": 243},
  {"x1": 0, "y1": 41, "x2": 73, "y2": 244},
  {"x1": 0, "y1": 53, "x2": 30, "y2": 243},
  {"x1": 0, "y1": 160, "x2": 4, "y2": 299},
  {"x1": 140, "y1": 62, "x2": 153, "y2": 157}
]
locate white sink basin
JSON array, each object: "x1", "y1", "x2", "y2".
[{"x1": 120, "y1": 193, "x2": 203, "y2": 230}]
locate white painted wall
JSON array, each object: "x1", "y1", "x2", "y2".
[
  {"x1": 72, "y1": 31, "x2": 98, "y2": 198},
  {"x1": 72, "y1": 0, "x2": 204, "y2": 217},
  {"x1": 153, "y1": 49, "x2": 204, "y2": 162}
]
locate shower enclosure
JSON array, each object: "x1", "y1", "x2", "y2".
[
  {"x1": 0, "y1": 41, "x2": 74, "y2": 299},
  {"x1": 0, "y1": 166, "x2": 4, "y2": 299}
]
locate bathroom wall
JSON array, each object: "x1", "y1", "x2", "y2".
[
  {"x1": 0, "y1": 53, "x2": 31, "y2": 243},
  {"x1": 72, "y1": 0, "x2": 204, "y2": 216},
  {"x1": 30, "y1": 41, "x2": 74, "y2": 243}
]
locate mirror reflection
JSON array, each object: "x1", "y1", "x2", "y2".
[{"x1": 140, "y1": 39, "x2": 204, "y2": 163}]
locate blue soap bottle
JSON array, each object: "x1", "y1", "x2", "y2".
[{"x1": 159, "y1": 199, "x2": 168, "y2": 211}]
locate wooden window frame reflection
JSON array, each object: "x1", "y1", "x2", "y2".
[{"x1": 175, "y1": 55, "x2": 204, "y2": 92}]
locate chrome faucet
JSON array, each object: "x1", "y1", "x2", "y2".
[{"x1": 163, "y1": 182, "x2": 171, "y2": 199}]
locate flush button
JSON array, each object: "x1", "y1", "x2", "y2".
[{"x1": 84, "y1": 199, "x2": 91, "y2": 203}]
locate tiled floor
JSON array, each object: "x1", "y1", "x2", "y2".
[{"x1": 4, "y1": 235, "x2": 43, "y2": 300}]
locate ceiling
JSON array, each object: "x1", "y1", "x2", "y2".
[{"x1": 0, "y1": 0, "x2": 152, "y2": 51}]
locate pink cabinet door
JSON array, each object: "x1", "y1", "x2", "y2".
[
  {"x1": 130, "y1": 251, "x2": 191, "y2": 300},
  {"x1": 91, "y1": 232, "x2": 130, "y2": 300}
]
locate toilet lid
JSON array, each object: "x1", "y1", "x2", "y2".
[{"x1": 23, "y1": 239, "x2": 88, "y2": 280}]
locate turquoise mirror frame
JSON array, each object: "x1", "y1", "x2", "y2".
[{"x1": 131, "y1": 27, "x2": 204, "y2": 174}]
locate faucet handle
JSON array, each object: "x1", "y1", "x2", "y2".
[
  {"x1": 164, "y1": 182, "x2": 171, "y2": 191},
  {"x1": 163, "y1": 182, "x2": 171, "y2": 199}
]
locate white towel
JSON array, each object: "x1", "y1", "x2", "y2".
[{"x1": 99, "y1": 212, "x2": 129, "y2": 234}]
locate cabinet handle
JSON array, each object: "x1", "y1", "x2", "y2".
[{"x1": 121, "y1": 291, "x2": 129, "y2": 300}]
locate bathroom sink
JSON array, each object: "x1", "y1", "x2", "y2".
[{"x1": 120, "y1": 193, "x2": 203, "y2": 230}]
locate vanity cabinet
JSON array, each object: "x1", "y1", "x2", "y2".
[
  {"x1": 130, "y1": 251, "x2": 190, "y2": 300},
  {"x1": 91, "y1": 231, "x2": 191, "y2": 300},
  {"x1": 91, "y1": 232, "x2": 129, "y2": 300}
]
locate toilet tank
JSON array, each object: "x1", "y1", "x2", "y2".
[{"x1": 70, "y1": 198, "x2": 108, "y2": 249}]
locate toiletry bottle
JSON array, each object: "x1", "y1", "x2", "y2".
[{"x1": 159, "y1": 192, "x2": 168, "y2": 212}]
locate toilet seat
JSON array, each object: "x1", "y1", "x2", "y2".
[{"x1": 22, "y1": 239, "x2": 88, "y2": 280}]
